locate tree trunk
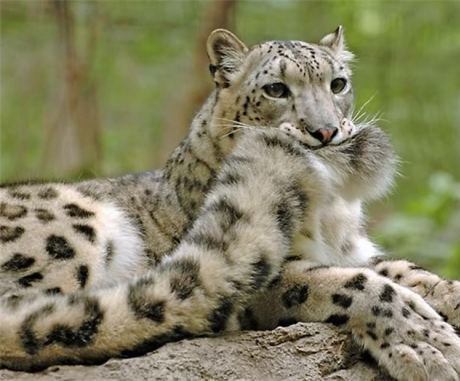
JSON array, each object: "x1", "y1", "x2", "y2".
[
  {"x1": 157, "y1": 0, "x2": 237, "y2": 165},
  {"x1": 42, "y1": 0, "x2": 101, "y2": 178}
]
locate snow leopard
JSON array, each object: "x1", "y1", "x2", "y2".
[{"x1": 1, "y1": 27, "x2": 459, "y2": 380}]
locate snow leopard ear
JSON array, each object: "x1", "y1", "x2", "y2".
[
  {"x1": 319, "y1": 26, "x2": 354, "y2": 63},
  {"x1": 207, "y1": 29, "x2": 249, "y2": 88}
]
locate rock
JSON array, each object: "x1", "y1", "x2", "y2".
[{"x1": 0, "y1": 322, "x2": 390, "y2": 381}]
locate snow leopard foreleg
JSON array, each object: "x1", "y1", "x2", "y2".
[
  {"x1": 249, "y1": 260, "x2": 460, "y2": 381},
  {"x1": 372, "y1": 259, "x2": 460, "y2": 330}
]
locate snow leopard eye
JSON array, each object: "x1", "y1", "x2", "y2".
[
  {"x1": 263, "y1": 83, "x2": 290, "y2": 98},
  {"x1": 330, "y1": 78, "x2": 347, "y2": 94}
]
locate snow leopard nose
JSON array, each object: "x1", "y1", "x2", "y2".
[{"x1": 311, "y1": 126, "x2": 338, "y2": 144}]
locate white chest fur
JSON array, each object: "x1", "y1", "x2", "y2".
[{"x1": 293, "y1": 197, "x2": 381, "y2": 267}]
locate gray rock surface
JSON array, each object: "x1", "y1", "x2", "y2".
[{"x1": 0, "y1": 323, "x2": 390, "y2": 381}]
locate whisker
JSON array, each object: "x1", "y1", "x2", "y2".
[
  {"x1": 220, "y1": 126, "x2": 268, "y2": 139},
  {"x1": 215, "y1": 124, "x2": 255, "y2": 133},
  {"x1": 216, "y1": 125, "x2": 256, "y2": 139},
  {"x1": 215, "y1": 117, "x2": 287, "y2": 140},
  {"x1": 215, "y1": 117, "x2": 250, "y2": 127},
  {"x1": 351, "y1": 93, "x2": 379, "y2": 126},
  {"x1": 353, "y1": 94, "x2": 376, "y2": 118},
  {"x1": 216, "y1": 123, "x2": 279, "y2": 140},
  {"x1": 353, "y1": 108, "x2": 370, "y2": 124},
  {"x1": 215, "y1": 117, "x2": 277, "y2": 130},
  {"x1": 361, "y1": 111, "x2": 386, "y2": 126}
]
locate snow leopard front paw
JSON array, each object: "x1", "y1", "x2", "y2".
[
  {"x1": 330, "y1": 117, "x2": 356, "y2": 145},
  {"x1": 373, "y1": 259, "x2": 460, "y2": 330},
  {"x1": 440, "y1": 280, "x2": 460, "y2": 329},
  {"x1": 355, "y1": 282, "x2": 460, "y2": 381},
  {"x1": 421, "y1": 279, "x2": 460, "y2": 330}
]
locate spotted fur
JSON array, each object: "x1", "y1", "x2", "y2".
[{"x1": 1, "y1": 28, "x2": 459, "y2": 380}]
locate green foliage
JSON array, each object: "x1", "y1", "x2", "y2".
[{"x1": 375, "y1": 172, "x2": 460, "y2": 279}]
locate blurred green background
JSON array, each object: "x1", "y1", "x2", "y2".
[{"x1": 1, "y1": 0, "x2": 459, "y2": 278}]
